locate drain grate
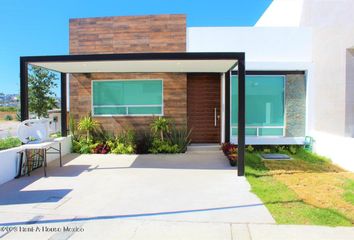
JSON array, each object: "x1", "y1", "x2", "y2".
[{"x1": 260, "y1": 153, "x2": 292, "y2": 160}]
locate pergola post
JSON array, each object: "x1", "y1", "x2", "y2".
[
  {"x1": 60, "y1": 73, "x2": 68, "y2": 136},
  {"x1": 237, "y1": 56, "x2": 246, "y2": 176},
  {"x1": 224, "y1": 70, "x2": 231, "y2": 143},
  {"x1": 20, "y1": 58, "x2": 29, "y2": 121}
]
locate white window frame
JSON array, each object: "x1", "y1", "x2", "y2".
[
  {"x1": 91, "y1": 79, "x2": 164, "y2": 117},
  {"x1": 230, "y1": 75, "x2": 286, "y2": 137}
]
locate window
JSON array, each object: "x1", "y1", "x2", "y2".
[
  {"x1": 232, "y1": 75, "x2": 285, "y2": 137},
  {"x1": 92, "y1": 80, "x2": 163, "y2": 116}
]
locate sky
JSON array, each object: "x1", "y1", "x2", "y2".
[{"x1": 0, "y1": 0, "x2": 272, "y2": 95}]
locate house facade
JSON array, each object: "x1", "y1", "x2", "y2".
[
  {"x1": 67, "y1": 14, "x2": 307, "y2": 145},
  {"x1": 20, "y1": 0, "x2": 354, "y2": 171}
]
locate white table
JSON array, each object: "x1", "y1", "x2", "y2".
[{"x1": 22, "y1": 140, "x2": 62, "y2": 177}]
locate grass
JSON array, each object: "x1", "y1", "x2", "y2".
[
  {"x1": 0, "y1": 137, "x2": 22, "y2": 150},
  {"x1": 0, "y1": 106, "x2": 17, "y2": 112},
  {"x1": 343, "y1": 179, "x2": 354, "y2": 205},
  {"x1": 245, "y1": 149, "x2": 354, "y2": 226}
]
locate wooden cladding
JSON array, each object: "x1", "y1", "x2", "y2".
[
  {"x1": 187, "y1": 73, "x2": 221, "y2": 143},
  {"x1": 69, "y1": 14, "x2": 186, "y2": 54}
]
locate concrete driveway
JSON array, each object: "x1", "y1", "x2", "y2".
[{"x1": 0, "y1": 151, "x2": 275, "y2": 239}]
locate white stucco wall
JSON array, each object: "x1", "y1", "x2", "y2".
[
  {"x1": 301, "y1": 0, "x2": 354, "y2": 170},
  {"x1": 187, "y1": 26, "x2": 312, "y2": 67},
  {"x1": 234, "y1": 0, "x2": 354, "y2": 170}
]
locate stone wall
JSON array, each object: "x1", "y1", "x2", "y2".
[{"x1": 285, "y1": 74, "x2": 306, "y2": 137}]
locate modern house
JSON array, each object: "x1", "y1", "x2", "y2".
[{"x1": 20, "y1": 0, "x2": 354, "y2": 171}]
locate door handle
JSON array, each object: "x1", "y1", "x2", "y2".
[{"x1": 214, "y1": 108, "x2": 217, "y2": 127}]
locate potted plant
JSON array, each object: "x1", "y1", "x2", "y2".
[{"x1": 221, "y1": 142, "x2": 238, "y2": 166}]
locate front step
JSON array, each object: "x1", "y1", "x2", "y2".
[{"x1": 187, "y1": 144, "x2": 221, "y2": 152}]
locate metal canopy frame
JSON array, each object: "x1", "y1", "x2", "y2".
[{"x1": 20, "y1": 52, "x2": 246, "y2": 176}]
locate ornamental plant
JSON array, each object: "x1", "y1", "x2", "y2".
[
  {"x1": 151, "y1": 117, "x2": 169, "y2": 141},
  {"x1": 77, "y1": 116, "x2": 99, "y2": 141}
]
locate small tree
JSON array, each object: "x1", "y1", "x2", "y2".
[
  {"x1": 151, "y1": 117, "x2": 169, "y2": 141},
  {"x1": 28, "y1": 66, "x2": 58, "y2": 118}
]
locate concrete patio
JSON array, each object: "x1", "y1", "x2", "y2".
[
  {"x1": 0, "y1": 151, "x2": 273, "y2": 237},
  {"x1": 1, "y1": 151, "x2": 354, "y2": 239}
]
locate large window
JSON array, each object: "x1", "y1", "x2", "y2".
[
  {"x1": 232, "y1": 75, "x2": 285, "y2": 137},
  {"x1": 92, "y1": 80, "x2": 163, "y2": 116}
]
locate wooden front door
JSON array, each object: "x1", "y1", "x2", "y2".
[{"x1": 187, "y1": 73, "x2": 221, "y2": 143}]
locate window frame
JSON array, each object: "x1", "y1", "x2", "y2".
[
  {"x1": 91, "y1": 79, "x2": 164, "y2": 117},
  {"x1": 231, "y1": 75, "x2": 286, "y2": 137}
]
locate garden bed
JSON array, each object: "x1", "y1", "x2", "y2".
[{"x1": 70, "y1": 116, "x2": 192, "y2": 155}]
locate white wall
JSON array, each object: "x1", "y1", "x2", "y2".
[
  {"x1": 0, "y1": 136, "x2": 72, "y2": 186},
  {"x1": 187, "y1": 26, "x2": 312, "y2": 67},
  {"x1": 229, "y1": 0, "x2": 354, "y2": 171}
]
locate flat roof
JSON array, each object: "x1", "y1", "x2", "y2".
[{"x1": 20, "y1": 52, "x2": 243, "y2": 73}]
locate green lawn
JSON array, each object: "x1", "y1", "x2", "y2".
[{"x1": 245, "y1": 150, "x2": 354, "y2": 226}]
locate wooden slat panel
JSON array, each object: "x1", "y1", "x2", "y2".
[{"x1": 187, "y1": 73, "x2": 221, "y2": 143}]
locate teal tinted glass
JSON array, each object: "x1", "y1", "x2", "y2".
[
  {"x1": 259, "y1": 128, "x2": 284, "y2": 136},
  {"x1": 232, "y1": 75, "x2": 285, "y2": 127},
  {"x1": 93, "y1": 80, "x2": 163, "y2": 106},
  {"x1": 93, "y1": 107, "x2": 127, "y2": 115},
  {"x1": 128, "y1": 107, "x2": 162, "y2": 115},
  {"x1": 92, "y1": 80, "x2": 163, "y2": 115},
  {"x1": 231, "y1": 128, "x2": 258, "y2": 136}
]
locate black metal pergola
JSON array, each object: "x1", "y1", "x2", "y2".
[{"x1": 20, "y1": 52, "x2": 246, "y2": 176}]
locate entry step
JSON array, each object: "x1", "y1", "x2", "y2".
[{"x1": 187, "y1": 144, "x2": 221, "y2": 152}]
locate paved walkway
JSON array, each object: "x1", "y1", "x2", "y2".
[{"x1": 0, "y1": 152, "x2": 353, "y2": 239}]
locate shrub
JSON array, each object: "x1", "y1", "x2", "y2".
[
  {"x1": 4, "y1": 115, "x2": 13, "y2": 121},
  {"x1": 149, "y1": 139, "x2": 179, "y2": 154},
  {"x1": 72, "y1": 138, "x2": 95, "y2": 154},
  {"x1": 167, "y1": 125, "x2": 192, "y2": 153},
  {"x1": 92, "y1": 143, "x2": 110, "y2": 154},
  {"x1": 246, "y1": 145, "x2": 255, "y2": 153},
  {"x1": 108, "y1": 142, "x2": 134, "y2": 154},
  {"x1": 136, "y1": 130, "x2": 153, "y2": 154},
  {"x1": 92, "y1": 125, "x2": 114, "y2": 142},
  {"x1": 0, "y1": 137, "x2": 22, "y2": 150},
  {"x1": 115, "y1": 128, "x2": 135, "y2": 146},
  {"x1": 263, "y1": 148, "x2": 271, "y2": 153},
  {"x1": 106, "y1": 129, "x2": 136, "y2": 154},
  {"x1": 288, "y1": 145, "x2": 298, "y2": 154}
]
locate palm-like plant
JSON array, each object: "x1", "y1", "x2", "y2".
[
  {"x1": 151, "y1": 117, "x2": 169, "y2": 141},
  {"x1": 78, "y1": 116, "x2": 98, "y2": 141}
]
